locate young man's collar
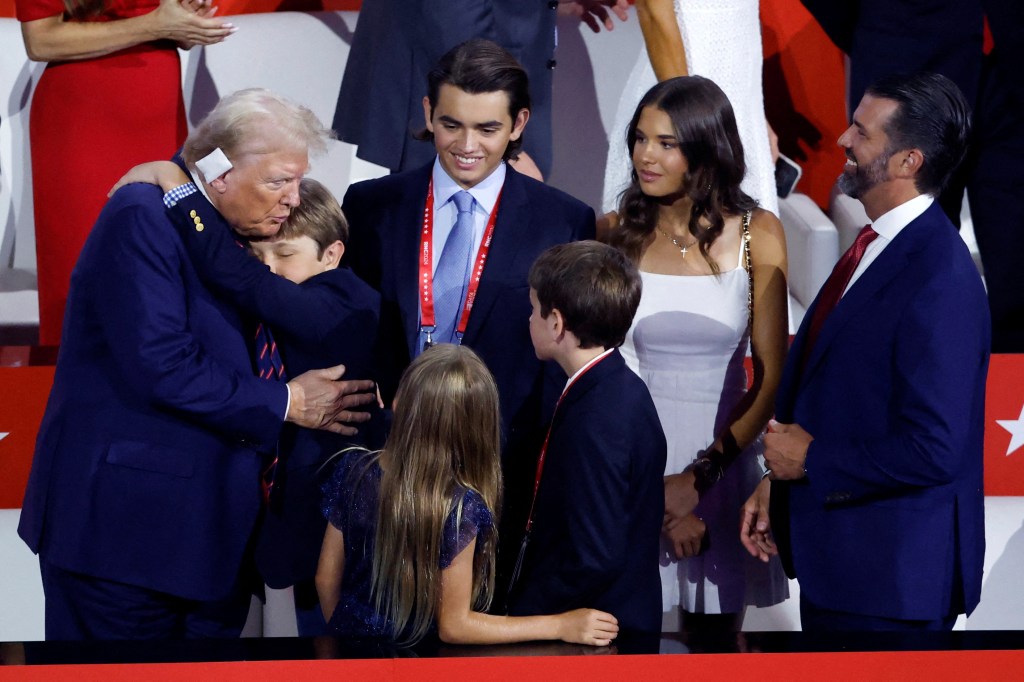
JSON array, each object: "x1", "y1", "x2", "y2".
[{"x1": 431, "y1": 157, "x2": 506, "y2": 214}]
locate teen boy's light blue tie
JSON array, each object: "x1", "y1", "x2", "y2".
[{"x1": 430, "y1": 190, "x2": 476, "y2": 346}]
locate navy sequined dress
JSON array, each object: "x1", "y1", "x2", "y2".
[{"x1": 320, "y1": 450, "x2": 494, "y2": 638}]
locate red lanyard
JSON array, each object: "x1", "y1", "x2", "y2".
[
  {"x1": 524, "y1": 352, "x2": 612, "y2": 534},
  {"x1": 419, "y1": 179, "x2": 502, "y2": 343}
]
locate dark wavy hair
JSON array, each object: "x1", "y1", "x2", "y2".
[
  {"x1": 610, "y1": 76, "x2": 757, "y2": 271},
  {"x1": 417, "y1": 39, "x2": 530, "y2": 161}
]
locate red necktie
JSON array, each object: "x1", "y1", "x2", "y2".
[
  {"x1": 802, "y1": 225, "x2": 879, "y2": 366},
  {"x1": 236, "y1": 236, "x2": 287, "y2": 505},
  {"x1": 255, "y1": 323, "x2": 286, "y2": 506}
]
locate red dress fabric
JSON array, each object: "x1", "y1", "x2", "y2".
[{"x1": 19, "y1": 0, "x2": 187, "y2": 345}]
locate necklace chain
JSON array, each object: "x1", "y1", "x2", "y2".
[{"x1": 657, "y1": 227, "x2": 698, "y2": 256}]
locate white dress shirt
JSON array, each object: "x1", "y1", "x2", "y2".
[
  {"x1": 843, "y1": 194, "x2": 934, "y2": 296},
  {"x1": 430, "y1": 158, "x2": 506, "y2": 274}
]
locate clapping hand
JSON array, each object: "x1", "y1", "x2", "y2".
[{"x1": 153, "y1": 0, "x2": 237, "y2": 50}]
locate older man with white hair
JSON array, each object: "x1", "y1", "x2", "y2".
[{"x1": 18, "y1": 89, "x2": 375, "y2": 640}]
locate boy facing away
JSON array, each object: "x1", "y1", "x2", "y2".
[{"x1": 507, "y1": 240, "x2": 667, "y2": 634}]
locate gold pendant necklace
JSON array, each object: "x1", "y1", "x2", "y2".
[{"x1": 657, "y1": 227, "x2": 698, "y2": 256}]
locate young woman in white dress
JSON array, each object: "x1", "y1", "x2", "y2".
[
  {"x1": 599, "y1": 76, "x2": 789, "y2": 634},
  {"x1": 604, "y1": 0, "x2": 777, "y2": 217}
]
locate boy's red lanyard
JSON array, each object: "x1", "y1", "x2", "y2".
[
  {"x1": 523, "y1": 352, "x2": 612, "y2": 534},
  {"x1": 419, "y1": 178, "x2": 502, "y2": 344}
]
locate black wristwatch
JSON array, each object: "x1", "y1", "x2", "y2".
[{"x1": 689, "y1": 450, "x2": 724, "y2": 496}]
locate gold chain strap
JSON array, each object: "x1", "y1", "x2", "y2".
[{"x1": 742, "y1": 210, "x2": 753, "y2": 330}]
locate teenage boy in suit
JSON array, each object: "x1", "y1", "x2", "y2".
[
  {"x1": 341, "y1": 39, "x2": 595, "y2": 581},
  {"x1": 507, "y1": 240, "x2": 666, "y2": 634}
]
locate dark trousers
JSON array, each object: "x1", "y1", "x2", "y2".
[
  {"x1": 41, "y1": 559, "x2": 251, "y2": 640},
  {"x1": 800, "y1": 594, "x2": 957, "y2": 632}
]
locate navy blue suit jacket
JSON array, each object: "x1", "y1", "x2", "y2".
[
  {"x1": 507, "y1": 350, "x2": 666, "y2": 633},
  {"x1": 19, "y1": 185, "x2": 288, "y2": 601},
  {"x1": 771, "y1": 201, "x2": 990, "y2": 620},
  {"x1": 334, "y1": 0, "x2": 558, "y2": 175},
  {"x1": 168, "y1": 192, "x2": 383, "y2": 588}
]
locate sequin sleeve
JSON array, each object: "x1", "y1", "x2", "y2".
[
  {"x1": 439, "y1": 488, "x2": 494, "y2": 569},
  {"x1": 320, "y1": 449, "x2": 377, "y2": 533}
]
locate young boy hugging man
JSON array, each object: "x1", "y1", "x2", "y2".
[
  {"x1": 507, "y1": 240, "x2": 667, "y2": 635},
  {"x1": 117, "y1": 170, "x2": 381, "y2": 635},
  {"x1": 177, "y1": 177, "x2": 383, "y2": 635}
]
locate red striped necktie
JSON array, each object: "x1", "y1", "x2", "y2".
[{"x1": 235, "y1": 235, "x2": 288, "y2": 505}]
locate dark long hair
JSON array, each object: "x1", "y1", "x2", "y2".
[
  {"x1": 610, "y1": 76, "x2": 757, "y2": 271},
  {"x1": 63, "y1": 0, "x2": 106, "y2": 19}
]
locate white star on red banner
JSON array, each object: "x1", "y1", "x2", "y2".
[{"x1": 996, "y1": 404, "x2": 1024, "y2": 457}]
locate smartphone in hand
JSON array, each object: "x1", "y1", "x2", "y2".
[{"x1": 775, "y1": 153, "x2": 802, "y2": 198}]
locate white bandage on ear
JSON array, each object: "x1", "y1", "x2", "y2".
[{"x1": 195, "y1": 147, "x2": 233, "y2": 182}]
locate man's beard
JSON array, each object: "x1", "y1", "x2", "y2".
[{"x1": 837, "y1": 149, "x2": 891, "y2": 199}]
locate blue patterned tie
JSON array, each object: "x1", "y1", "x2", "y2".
[{"x1": 424, "y1": 190, "x2": 475, "y2": 349}]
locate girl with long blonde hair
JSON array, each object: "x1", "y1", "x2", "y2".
[{"x1": 316, "y1": 345, "x2": 618, "y2": 646}]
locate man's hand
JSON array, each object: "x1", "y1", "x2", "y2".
[
  {"x1": 740, "y1": 477, "x2": 777, "y2": 562},
  {"x1": 286, "y1": 364, "x2": 376, "y2": 435},
  {"x1": 663, "y1": 471, "x2": 699, "y2": 525},
  {"x1": 560, "y1": 0, "x2": 630, "y2": 33},
  {"x1": 763, "y1": 420, "x2": 812, "y2": 480},
  {"x1": 664, "y1": 512, "x2": 706, "y2": 559}
]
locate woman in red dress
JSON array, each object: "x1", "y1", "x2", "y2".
[{"x1": 17, "y1": 0, "x2": 234, "y2": 344}]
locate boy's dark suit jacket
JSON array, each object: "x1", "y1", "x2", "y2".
[
  {"x1": 771, "y1": 201, "x2": 990, "y2": 621},
  {"x1": 19, "y1": 185, "x2": 288, "y2": 602},
  {"x1": 342, "y1": 161, "x2": 593, "y2": 513},
  {"x1": 508, "y1": 350, "x2": 667, "y2": 633},
  {"x1": 169, "y1": 193, "x2": 382, "y2": 589}
]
